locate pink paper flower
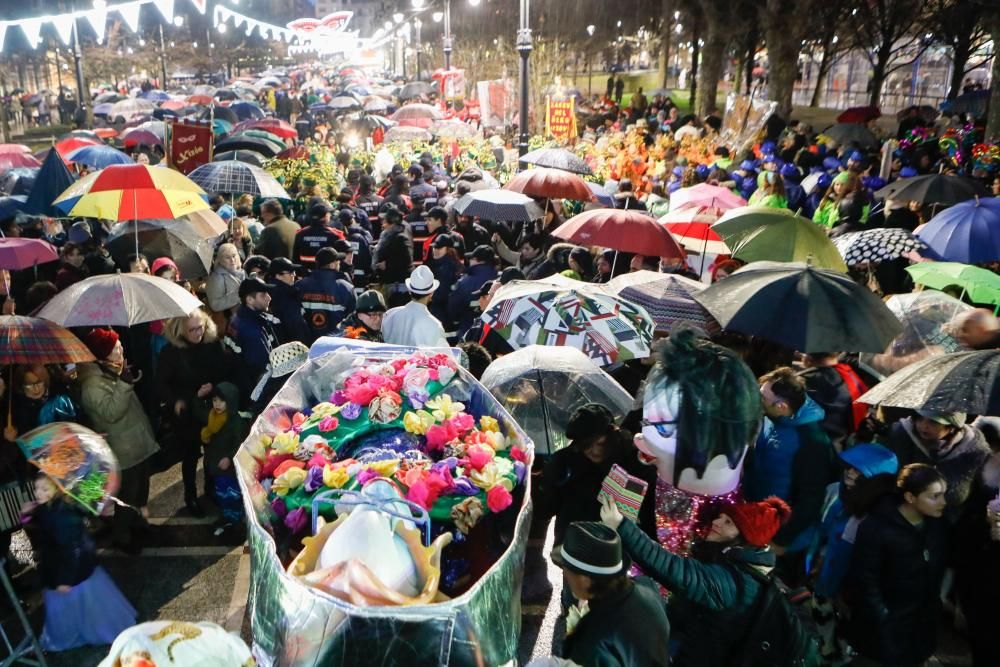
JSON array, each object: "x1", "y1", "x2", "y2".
[
  {"x1": 466, "y1": 444, "x2": 494, "y2": 471},
  {"x1": 344, "y1": 383, "x2": 378, "y2": 406},
  {"x1": 425, "y1": 423, "x2": 458, "y2": 453},
  {"x1": 487, "y1": 484, "x2": 513, "y2": 513},
  {"x1": 447, "y1": 412, "x2": 475, "y2": 436},
  {"x1": 318, "y1": 416, "x2": 339, "y2": 432},
  {"x1": 510, "y1": 446, "x2": 528, "y2": 464},
  {"x1": 357, "y1": 467, "x2": 382, "y2": 486}
]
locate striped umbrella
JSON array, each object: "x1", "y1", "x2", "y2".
[
  {"x1": 53, "y1": 164, "x2": 208, "y2": 220},
  {"x1": 188, "y1": 161, "x2": 290, "y2": 198},
  {"x1": 658, "y1": 205, "x2": 729, "y2": 255}
]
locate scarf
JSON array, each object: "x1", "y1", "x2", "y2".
[{"x1": 201, "y1": 409, "x2": 228, "y2": 445}]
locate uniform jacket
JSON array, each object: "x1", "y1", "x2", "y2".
[
  {"x1": 295, "y1": 268, "x2": 357, "y2": 340},
  {"x1": 292, "y1": 223, "x2": 346, "y2": 267}
]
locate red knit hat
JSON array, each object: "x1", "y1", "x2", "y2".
[
  {"x1": 724, "y1": 497, "x2": 792, "y2": 547},
  {"x1": 83, "y1": 328, "x2": 119, "y2": 360}
]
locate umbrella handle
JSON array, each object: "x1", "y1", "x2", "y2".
[{"x1": 6, "y1": 366, "x2": 12, "y2": 431}]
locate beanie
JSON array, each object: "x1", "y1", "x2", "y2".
[
  {"x1": 83, "y1": 328, "x2": 120, "y2": 360},
  {"x1": 725, "y1": 497, "x2": 791, "y2": 547}
]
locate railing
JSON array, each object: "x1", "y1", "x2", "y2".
[{"x1": 790, "y1": 85, "x2": 946, "y2": 115}]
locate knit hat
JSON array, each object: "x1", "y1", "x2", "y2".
[
  {"x1": 355, "y1": 289, "x2": 387, "y2": 314},
  {"x1": 724, "y1": 497, "x2": 792, "y2": 547},
  {"x1": 566, "y1": 403, "x2": 616, "y2": 441},
  {"x1": 83, "y1": 328, "x2": 119, "y2": 360}
]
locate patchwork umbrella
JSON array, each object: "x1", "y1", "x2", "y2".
[
  {"x1": 604, "y1": 270, "x2": 719, "y2": 335},
  {"x1": 504, "y1": 167, "x2": 594, "y2": 202},
  {"x1": 915, "y1": 197, "x2": 1000, "y2": 263},
  {"x1": 712, "y1": 206, "x2": 848, "y2": 272},
  {"x1": 454, "y1": 190, "x2": 544, "y2": 222},
  {"x1": 875, "y1": 174, "x2": 987, "y2": 208},
  {"x1": 833, "y1": 227, "x2": 930, "y2": 266},
  {"x1": 553, "y1": 208, "x2": 685, "y2": 258},
  {"x1": 106, "y1": 220, "x2": 218, "y2": 278},
  {"x1": 53, "y1": 164, "x2": 209, "y2": 221},
  {"x1": 188, "y1": 161, "x2": 290, "y2": 199},
  {"x1": 857, "y1": 350, "x2": 1000, "y2": 416},
  {"x1": 905, "y1": 262, "x2": 1000, "y2": 307},
  {"x1": 693, "y1": 261, "x2": 902, "y2": 353},
  {"x1": 66, "y1": 144, "x2": 133, "y2": 169},
  {"x1": 481, "y1": 275, "x2": 655, "y2": 365},
  {"x1": 519, "y1": 147, "x2": 592, "y2": 175},
  {"x1": 669, "y1": 183, "x2": 746, "y2": 213},
  {"x1": 37, "y1": 273, "x2": 204, "y2": 327}
]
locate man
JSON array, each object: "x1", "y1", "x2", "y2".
[
  {"x1": 613, "y1": 179, "x2": 647, "y2": 210},
  {"x1": 455, "y1": 214, "x2": 491, "y2": 255},
  {"x1": 742, "y1": 367, "x2": 834, "y2": 583},
  {"x1": 266, "y1": 257, "x2": 309, "y2": 344},
  {"x1": 373, "y1": 204, "x2": 413, "y2": 299},
  {"x1": 354, "y1": 174, "x2": 383, "y2": 220},
  {"x1": 422, "y1": 206, "x2": 450, "y2": 263},
  {"x1": 292, "y1": 202, "x2": 345, "y2": 267},
  {"x1": 630, "y1": 86, "x2": 648, "y2": 118},
  {"x1": 450, "y1": 245, "x2": 499, "y2": 339},
  {"x1": 951, "y1": 308, "x2": 1000, "y2": 350},
  {"x1": 340, "y1": 211, "x2": 374, "y2": 290},
  {"x1": 613, "y1": 77, "x2": 625, "y2": 104},
  {"x1": 606, "y1": 74, "x2": 615, "y2": 100},
  {"x1": 126, "y1": 253, "x2": 150, "y2": 274},
  {"x1": 382, "y1": 265, "x2": 449, "y2": 348},
  {"x1": 334, "y1": 289, "x2": 386, "y2": 342},
  {"x1": 409, "y1": 168, "x2": 438, "y2": 204},
  {"x1": 406, "y1": 194, "x2": 431, "y2": 262},
  {"x1": 296, "y1": 247, "x2": 357, "y2": 342},
  {"x1": 54, "y1": 242, "x2": 88, "y2": 292},
  {"x1": 225, "y1": 277, "x2": 282, "y2": 403},
  {"x1": 242, "y1": 255, "x2": 270, "y2": 280},
  {"x1": 256, "y1": 199, "x2": 300, "y2": 260}
]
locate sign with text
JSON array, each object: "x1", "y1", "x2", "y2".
[
  {"x1": 546, "y1": 97, "x2": 576, "y2": 142},
  {"x1": 169, "y1": 122, "x2": 213, "y2": 175}
]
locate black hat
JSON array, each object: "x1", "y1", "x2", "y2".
[
  {"x1": 472, "y1": 279, "x2": 496, "y2": 298},
  {"x1": 268, "y1": 257, "x2": 301, "y2": 276},
  {"x1": 432, "y1": 233, "x2": 455, "y2": 249},
  {"x1": 499, "y1": 267, "x2": 525, "y2": 284},
  {"x1": 331, "y1": 239, "x2": 353, "y2": 255},
  {"x1": 68, "y1": 220, "x2": 92, "y2": 244},
  {"x1": 309, "y1": 202, "x2": 333, "y2": 219},
  {"x1": 469, "y1": 245, "x2": 497, "y2": 264},
  {"x1": 551, "y1": 521, "x2": 631, "y2": 577},
  {"x1": 356, "y1": 289, "x2": 387, "y2": 314},
  {"x1": 337, "y1": 209, "x2": 354, "y2": 225},
  {"x1": 315, "y1": 247, "x2": 345, "y2": 266},
  {"x1": 238, "y1": 277, "x2": 271, "y2": 300},
  {"x1": 566, "y1": 403, "x2": 616, "y2": 440},
  {"x1": 379, "y1": 204, "x2": 403, "y2": 224},
  {"x1": 243, "y1": 254, "x2": 270, "y2": 274},
  {"x1": 427, "y1": 206, "x2": 448, "y2": 222}
]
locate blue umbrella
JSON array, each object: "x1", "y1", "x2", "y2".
[
  {"x1": 916, "y1": 197, "x2": 1000, "y2": 264},
  {"x1": 139, "y1": 90, "x2": 170, "y2": 101},
  {"x1": 0, "y1": 168, "x2": 37, "y2": 196},
  {"x1": 66, "y1": 144, "x2": 133, "y2": 169},
  {"x1": 93, "y1": 103, "x2": 114, "y2": 116},
  {"x1": 152, "y1": 108, "x2": 179, "y2": 120},
  {"x1": 229, "y1": 101, "x2": 265, "y2": 121},
  {"x1": 309, "y1": 103, "x2": 331, "y2": 112},
  {"x1": 587, "y1": 182, "x2": 615, "y2": 207},
  {"x1": 23, "y1": 149, "x2": 76, "y2": 217},
  {"x1": 0, "y1": 195, "x2": 26, "y2": 220}
]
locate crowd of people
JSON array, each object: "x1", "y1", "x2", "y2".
[{"x1": 0, "y1": 59, "x2": 999, "y2": 666}]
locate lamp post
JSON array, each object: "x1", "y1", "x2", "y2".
[
  {"x1": 442, "y1": 0, "x2": 452, "y2": 71},
  {"x1": 517, "y1": 0, "x2": 532, "y2": 157},
  {"x1": 71, "y1": 0, "x2": 89, "y2": 121},
  {"x1": 414, "y1": 19, "x2": 422, "y2": 80}
]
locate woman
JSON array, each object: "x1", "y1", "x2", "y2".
[
  {"x1": 226, "y1": 216, "x2": 254, "y2": 262},
  {"x1": 845, "y1": 464, "x2": 949, "y2": 667},
  {"x1": 566, "y1": 247, "x2": 595, "y2": 282},
  {"x1": 748, "y1": 171, "x2": 789, "y2": 209},
  {"x1": 150, "y1": 257, "x2": 180, "y2": 282},
  {"x1": 812, "y1": 172, "x2": 867, "y2": 229},
  {"x1": 426, "y1": 234, "x2": 464, "y2": 330},
  {"x1": 7, "y1": 365, "x2": 78, "y2": 439},
  {"x1": 205, "y1": 243, "x2": 244, "y2": 328},
  {"x1": 600, "y1": 494, "x2": 792, "y2": 666},
  {"x1": 156, "y1": 310, "x2": 231, "y2": 517}
]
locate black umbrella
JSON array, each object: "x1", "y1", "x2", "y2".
[
  {"x1": 213, "y1": 150, "x2": 266, "y2": 167},
  {"x1": 874, "y1": 174, "x2": 987, "y2": 208},
  {"x1": 0, "y1": 168, "x2": 37, "y2": 196},
  {"x1": 519, "y1": 147, "x2": 592, "y2": 175},
  {"x1": 454, "y1": 190, "x2": 544, "y2": 222},
  {"x1": 692, "y1": 261, "x2": 902, "y2": 353},
  {"x1": 107, "y1": 220, "x2": 218, "y2": 279},
  {"x1": 214, "y1": 136, "x2": 280, "y2": 157},
  {"x1": 822, "y1": 123, "x2": 879, "y2": 148},
  {"x1": 857, "y1": 350, "x2": 1000, "y2": 416},
  {"x1": 200, "y1": 106, "x2": 239, "y2": 125},
  {"x1": 398, "y1": 81, "x2": 434, "y2": 100},
  {"x1": 214, "y1": 89, "x2": 239, "y2": 101}
]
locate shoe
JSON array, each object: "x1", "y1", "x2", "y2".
[{"x1": 184, "y1": 500, "x2": 206, "y2": 519}]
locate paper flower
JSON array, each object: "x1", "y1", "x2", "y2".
[
  {"x1": 323, "y1": 464, "x2": 350, "y2": 489},
  {"x1": 303, "y1": 466, "x2": 325, "y2": 493},
  {"x1": 470, "y1": 461, "x2": 507, "y2": 490},
  {"x1": 451, "y1": 496, "x2": 485, "y2": 534},
  {"x1": 330, "y1": 390, "x2": 348, "y2": 406},
  {"x1": 486, "y1": 484, "x2": 513, "y2": 513},
  {"x1": 453, "y1": 475, "x2": 480, "y2": 496},
  {"x1": 273, "y1": 466, "x2": 307, "y2": 496},
  {"x1": 466, "y1": 444, "x2": 495, "y2": 472},
  {"x1": 446, "y1": 412, "x2": 475, "y2": 436},
  {"x1": 510, "y1": 446, "x2": 528, "y2": 464},
  {"x1": 479, "y1": 416, "x2": 499, "y2": 433},
  {"x1": 270, "y1": 497, "x2": 288, "y2": 519},
  {"x1": 368, "y1": 390, "x2": 402, "y2": 424},
  {"x1": 357, "y1": 467, "x2": 383, "y2": 486},
  {"x1": 403, "y1": 410, "x2": 436, "y2": 435},
  {"x1": 345, "y1": 383, "x2": 379, "y2": 406},
  {"x1": 272, "y1": 431, "x2": 300, "y2": 455},
  {"x1": 292, "y1": 412, "x2": 306, "y2": 428},
  {"x1": 426, "y1": 394, "x2": 464, "y2": 422},
  {"x1": 486, "y1": 430, "x2": 508, "y2": 451},
  {"x1": 426, "y1": 422, "x2": 459, "y2": 453},
  {"x1": 294, "y1": 435, "x2": 327, "y2": 462},
  {"x1": 436, "y1": 365, "x2": 456, "y2": 386},
  {"x1": 284, "y1": 507, "x2": 308, "y2": 534},
  {"x1": 513, "y1": 460, "x2": 527, "y2": 485},
  {"x1": 368, "y1": 457, "x2": 400, "y2": 478},
  {"x1": 408, "y1": 388, "x2": 430, "y2": 409},
  {"x1": 272, "y1": 459, "x2": 306, "y2": 478},
  {"x1": 403, "y1": 367, "x2": 431, "y2": 391},
  {"x1": 341, "y1": 402, "x2": 363, "y2": 420},
  {"x1": 307, "y1": 450, "x2": 333, "y2": 469},
  {"x1": 318, "y1": 416, "x2": 340, "y2": 432},
  {"x1": 407, "y1": 480, "x2": 438, "y2": 510},
  {"x1": 311, "y1": 402, "x2": 341, "y2": 419}
]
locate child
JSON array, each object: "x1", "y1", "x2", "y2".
[
  {"x1": 198, "y1": 382, "x2": 248, "y2": 536},
  {"x1": 23, "y1": 475, "x2": 136, "y2": 651}
]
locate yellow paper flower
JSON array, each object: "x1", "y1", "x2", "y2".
[
  {"x1": 425, "y1": 394, "x2": 464, "y2": 422},
  {"x1": 487, "y1": 430, "x2": 508, "y2": 451},
  {"x1": 272, "y1": 431, "x2": 300, "y2": 455},
  {"x1": 479, "y1": 416, "x2": 499, "y2": 433},
  {"x1": 470, "y1": 460, "x2": 505, "y2": 490},
  {"x1": 492, "y1": 456, "x2": 514, "y2": 478},
  {"x1": 369, "y1": 458, "x2": 400, "y2": 478},
  {"x1": 311, "y1": 402, "x2": 341, "y2": 419},
  {"x1": 260, "y1": 434, "x2": 273, "y2": 447},
  {"x1": 403, "y1": 410, "x2": 436, "y2": 436},
  {"x1": 273, "y1": 466, "x2": 307, "y2": 496},
  {"x1": 322, "y1": 464, "x2": 350, "y2": 489}
]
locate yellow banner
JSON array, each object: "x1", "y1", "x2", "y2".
[{"x1": 546, "y1": 96, "x2": 576, "y2": 142}]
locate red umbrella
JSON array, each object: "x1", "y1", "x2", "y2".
[
  {"x1": 0, "y1": 152, "x2": 42, "y2": 171},
  {"x1": 94, "y1": 127, "x2": 119, "y2": 139},
  {"x1": 836, "y1": 106, "x2": 881, "y2": 124},
  {"x1": 187, "y1": 94, "x2": 214, "y2": 106},
  {"x1": 238, "y1": 118, "x2": 297, "y2": 139},
  {"x1": 54, "y1": 136, "x2": 101, "y2": 160},
  {"x1": 122, "y1": 129, "x2": 163, "y2": 148},
  {"x1": 504, "y1": 167, "x2": 595, "y2": 201},
  {"x1": 160, "y1": 99, "x2": 186, "y2": 111},
  {"x1": 553, "y1": 209, "x2": 685, "y2": 258},
  {"x1": 277, "y1": 145, "x2": 310, "y2": 160},
  {"x1": 0, "y1": 238, "x2": 59, "y2": 270},
  {"x1": 0, "y1": 144, "x2": 31, "y2": 155}
]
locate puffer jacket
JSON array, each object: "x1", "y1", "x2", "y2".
[
  {"x1": 78, "y1": 362, "x2": 158, "y2": 470},
  {"x1": 195, "y1": 382, "x2": 247, "y2": 476}
]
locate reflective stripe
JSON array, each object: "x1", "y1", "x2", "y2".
[{"x1": 302, "y1": 301, "x2": 345, "y2": 312}]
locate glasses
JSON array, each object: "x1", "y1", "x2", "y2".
[
  {"x1": 640, "y1": 418, "x2": 677, "y2": 438},
  {"x1": 187, "y1": 325, "x2": 205, "y2": 334}
]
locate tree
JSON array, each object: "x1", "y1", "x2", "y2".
[
  {"x1": 695, "y1": 0, "x2": 733, "y2": 117},
  {"x1": 930, "y1": 0, "x2": 992, "y2": 100},
  {"x1": 658, "y1": 0, "x2": 676, "y2": 88},
  {"x1": 986, "y1": 7, "x2": 1000, "y2": 140},
  {"x1": 802, "y1": 2, "x2": 854, "y2": 107},
  {"x1": 757, "y1": 0, "x2": 816, "y2": 119}
]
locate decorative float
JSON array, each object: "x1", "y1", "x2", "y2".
[{"x1": 236, "y1": 348, "x2": 533, "y2": 666}]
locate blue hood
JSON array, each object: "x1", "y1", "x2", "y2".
[{"x1": 839, "y1": 443, "x2": 898, "y2": 478}]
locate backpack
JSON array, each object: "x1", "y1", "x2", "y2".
[{"x1": 733, "y1": 565, "x2": 823, "y2": 667}]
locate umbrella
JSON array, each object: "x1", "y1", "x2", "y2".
[
  {"x1": 801, "y1": 171, "x2": 825, "y2": 195},
  {"x1": 833, "y1": 227, "x2": 930, "y2": 267},
  {"x1": 1, "y1": 169, "x2": 37, "y2": 196},
  {"x1": 822, "y1": 123, "x2": 879, "y2": 148},
  {"x1": 188, "y1": 161, "x2": 290, "y2": 199},
  {"x1": 135, "y1": 120, "x2": 166, "y2": 138},
  {"x1": 23, "y1": 150, "x2": 75, "y2": 218},
  {"x1": 206, "y1": 106, "x2": 240, "y2": 125},
  {"x1": 140, "y1": 90, "x2": 170, "y2": 102},
  {"x1": 59, "y1": 130, "x2": 102, "y2": 143},
  {"x1": 482, "y1": 275, "x2": 655, "y2": 365},
  {"x1": 429, "y1": 119, "x2": 476, "y2": 139},
  {"x1": 390, "y1": 103, "x2": 443, "y2": 127},
  {"x1": 658, "y1": 206, "x2": 729, "y2": 255},
  {"x1": 94, "y1": 92, "x2": 124, "y2": 104},
  {"x1": 109, "y1": 98, "x2": 155, "y2": 121},
  {"x1": 140, "y1": 209, "x2": 227, "y2": 239},
  {"x1": 0, "y1": 153, "x2": 42, "y2": 172},
  {"x1": 53, "y1": 164, "x2": 208, "y2": 221},
  {"x1": 37, "y1": 273, "x2": 204, "y2": 327},
  {"x1": 939, "y1": 89, "x2": 990, "y2": 117},
  {"x1": 122, "y1": 129, "x2": 163, "y2": 148},
  {"x1": 328, "y1": 96, "x2": 362, "y2": 111},
  {"x1": 519, "y1": 147, "x2": 592, "y2": 175},
  {"x1": 0, "y1": 316, "x2": 94, "y2": 366},
  {"x1": 896, "y1": 105, "x2": 939, "y2": 123},
  {"x1": 229, "y1": 101, "x2": 265, "y2": 121},
  {"x1": 398, "y1": 81, "x2": 435, "y2": 100},
  {"x1": 94, "y1": 127, "x2": 120, "y2": 139},
  {"x1": 669, "y1": 183, "x2": 746, "y2": 213},
  {"x1": 858, "y1": 291, "x2": 970, "y2": 380},
  {"x1": 383, "y1": 125, "x2": 432, "y2": 142},
  {"x1": 915, "y1": 197, "x2": 1000, "y2": 263},
  {"x1": 364, "y1": 114, "x2": 396, "y2": 131},
  {"x1": 712, "y1": 206, "x2": 848, "y2": 272},
  {"x1": 0, "y1": 144, "x2": 30, "y2": 154},
  {"x1": 214, "y1": 135, "x2": 281, "y2": 157},
  {"x1": 857, "y1": 350, "x2": 1000, "y2": 416},
  {"x1": 160, "y1": 99, "x2": 187, "y2": 111},
  {"x1": 504, "y1": 167, "x2": 594, "y2": 201},
  {"x1": 553, "y1": 208, "x2": 685, "y2": 258},
  {"x1": 53, "y1": 136, "x2": 101, "y2": 160},
  {"x1": 213, "y1": 150, "x2": 266, "y2": 167},
  {"x1": 0, "y1": 238, "x2": 58, "y2": 271},
  {"x1": 905, "y1": 262, "x2": 1000, "y2": 307},
  {"x1": 214, "y1": 89, "x2": 239, "y2": 101},
  {"x1": 238, "y1": 119, "x2": 296, "y2": 139},
  {"x1": 193, "y1": 85, "x2": 218, "y2": 97},
  {"x1": 66, "y1": 144, "x2": 133, "y2": 169},
  {"x1": 693, "y1": 261, "x2": 902, "y2": 353},
  {"x1": 836, "y1": 106, "x2": 881, "y2": 124},
  {"x1": 364, "y1": 98, "x2": 390, "y2": 113},
  {"x1": 0, "y1": 196, "x2": 26, "y2": 219},
  {"x1": 276, "y1": 146, "x2": 310, "y2": 161},
  {"x1": 875, "y1": 174, "x2": 987, "y2": 208},
  {"x1": 238, "y1": 129, "x2": 286, "y2": 149},
  {"x1": 106, "y1": 220, "x2": 218, "y2": 279},
  {"x1": 211, "y1": 118, "x2": 234, "y2": 136},
  {"x1": 586, "y1": 182, "x2": 615, "y2": 207},
  {"x1": 454, "y1": 190, "x2": 544, "y2": 222},
  {"x1": 479, "y1": 345, "x2": 634, "y2": 455},
  {"x1": 93, "y1": 103, "x2": 114, "y2": 117},
  {"x1": 604, "y1": 270, "x2": 719, "y2": 335}
]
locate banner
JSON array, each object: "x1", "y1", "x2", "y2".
[
  {"x1": 545, "y1": 97, "x2": 576, "y2": 142},
  {"x1": 169, "y1": 122, "x2": 213, "y2": 175},
  {"x1": 433, "y1": 69, "x2": 466, "y2": 101},
  {"x1": 477, "y1": 79, "x2": 512, "y2": 128}
]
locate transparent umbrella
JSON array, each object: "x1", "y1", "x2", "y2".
[{"x1": 479, "y1": 345, "x2": 634, "y2": 455}]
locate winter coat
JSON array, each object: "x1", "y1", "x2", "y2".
[
  {"x1": 455, "y1": 222, "x2": 491, "y2": 252},
  {"x1": 55, "y1": 262, "x2": 88, "y2": 292},
  {"x1": 224, "y1": 305, "x2": 282, "y2": 401},
  {"x1": 10, "y1": 392, "x2": 77, "y2": 437},
  {"x1": 345, "y1": 225, "x2": 374, "y2": 287},
  {"x1": 156, "y1": 333, "x2": 231, "y2": 439},
  {"x1": 195, "y1": 382, "x2": 247, "y2": 476},
  {"x1": 26, "y1": 498, "x2": 96, "y2": 589},
  {"x1": 205, "y1": 265, "x2": 244, "y2": 314},
  {"x1": 743, "y1": 396, "x2": 835, "y2": 551},
  {"x1": 374, "y1": 225, "x2": 414, "y2": 284},
  {"x1": 292, "y1": 223, "x2": 346, "y2": 267},
  {"x1": 618, "y1": 519, "x2": 775, "y2": 667},
  {"x1": 799, "y1": 366, "x2": 855, "y2": 450},
  {"x1": 78, "y1": 362, "x2": 158, "y2": 470},
  {"x1": 295, "y1": 268, "x2": 357, "y2": 341},
  {"x1": 882, "y1": 418, "x2": 990, "y2": 523},
  {"x1": 449, "y1": 262, "x2": 498, "y2": 337},
  {"x1": 846, "y1": 499, "x2": 949, "y2": 666},
  {"x1": 333, "y1": 313, "x2": 383, "y2": 343},
  {"x1": 267, "y1": 279, "x2": 310, "y2": 344},
  {"x1": 560, "y1": 577, "x2": 671, "y2": 667},
  {"x1": 256, "y1": 216, "x2": 300, "y2": 260}
]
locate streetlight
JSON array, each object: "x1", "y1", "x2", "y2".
[
  {"x1": 411, "y1": 0, "x2": 425, "y2": 7},
  {"x1": 432, "y1": 12, "x2": 443, "y2": 22},
  {"x1": 517, "y1": 0, "x2": 532, "y2": 157},
  {"x1": 414, "y1": 18, "x2": 423, "y2": 80},
  {"x1": 393, "y1": 13, "x2": 404, "y2": 23}
]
